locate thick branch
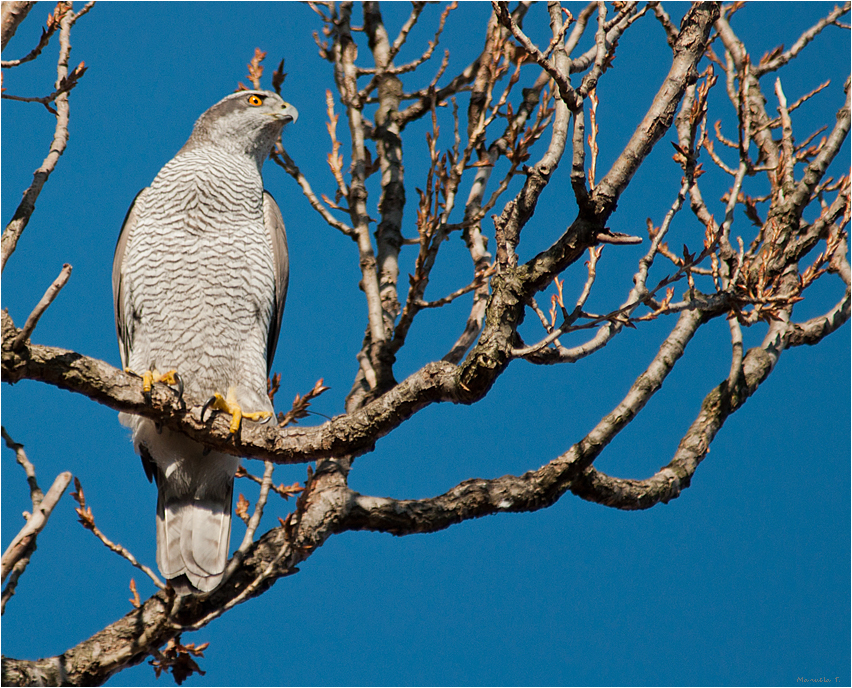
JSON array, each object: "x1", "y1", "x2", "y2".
[
  {"x1": 0, "y1": 463, "x2": 350, "y2": 686},
  {"x1": 788, "y1": 81, "x2": 851, "y2": 212},
  {"x1": 569, "y1": 287, "x2": 837, "y2": 508},
  {"x1": 0, "y1": 0, "x2": 35, "y2": 51},
  {"x1": 2, "y1": 309, "x2": 462, "y2": 465},
  {"x1": 492, "y1": 6, "x2": 572, "y2": 269},
  {"x1": 346, "y1": 308, "x2": 703, "y2": 533},
  {"x1": 592, "y1": 2, "x2": 719, "y2": 218},
  {"x1": 365, "y1": 1, "x2": 406, "y2": 364},
  {"x1": 785, "y1": 286, "x2": 851, "y2": 348}
]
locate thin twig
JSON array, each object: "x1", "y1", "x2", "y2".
[
  {"x1": 1, "y1": 57, "x2": 87, "y2": 111},
  {"x1": 513, "y1": 176, "x2": 691, "y2": 361},
  {"x1": 221, "y1": 462, "x2": 277, "y2": 589},
  {"x1": 774, "y1": 78, "x2": 796, "y2": 191},
  {"x1": 2, "y1": 426, "x2": 43, "y2": 505},
  {"x1": 648, "y1": 0, "x2": 678, "y2": 47},
  {"x1": 0, "y1": 426, "x2": 50, "y2": 612},
  {"x1": 1, "y1": 471, "x2": 72, "y2": 582},
  {"x1": 754, "y1": 2, "x2": 850, "y2": 76},
  {"x1": 491, "y1": 0, "x2": 578, "y2": 109},
  {"x1": 179, "y1": 530, "x2": 294, "y2": 632},
  {"x1": 1, "y1": 2, "x2": 93, "y2": 272},
  {"x1": 11, "y1": 263, "x2": 72, "y2": 350},
  {"x1": 1, "y1": 10, "x2": 58, "y2": 68},
  {"x1": 272, "y1": 145, "x2": 355, "y2": 237},
  {"x1": 358, "y1": 1, "x2": 455, "y2": 96},
  {"x1": 237, "y1": 466, "x2": 304, "y2": 500},
  {"x1": 414, "y1": 266, "x2": 496, "y2": 309},
  {"x1": 70, "y1": 478, "x2": 166, "y2": 590}
]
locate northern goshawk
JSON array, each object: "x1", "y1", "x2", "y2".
[{"x1": 113, "y1": 90, "x2": 298, "y2": 593}]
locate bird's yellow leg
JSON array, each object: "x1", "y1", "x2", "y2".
[
  {"x1": 125, "y1": 368, "x2": 179, "y2": 393},
  {"x1": 206, "y1": 387, "x2": 272, "y2": 434}
]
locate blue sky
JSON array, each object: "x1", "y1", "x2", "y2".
[{"x1": 1, "y1": 2, "x2": 849, "y2": 686}]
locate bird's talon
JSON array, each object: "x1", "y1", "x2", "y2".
[
  {"x1": 199, "y1": 390, "x2": 269, "y2": 434},
  {"x1": 173, "y1": 372, "x2": 185, "y2": 403},
  {"x1": 201, "y1": 395, "x2": 219, "y2": 423}
]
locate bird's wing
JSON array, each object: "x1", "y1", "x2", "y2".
[
  {"x1": 113, "y1": 188, "x2": 147, "y2": 370},
  {"x1": 263, "y1": 190, "x2": 289, "y2": 374}
]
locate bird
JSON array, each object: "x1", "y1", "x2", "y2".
[{"x1": 112, "y1": 90, "x2": 298, "y2": 593}]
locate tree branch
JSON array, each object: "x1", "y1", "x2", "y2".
[
  {"x1": 346, "y1": 308, "x2": 703, "y2": 533},
  {"x1": 753, "y1": 2, "x2": 850, "y2": 77},
  {"x1": 1, "y1": 470, "x2": 72, "y2": 582},
  {"x1": 2, "y1": 309, "x2": 464, "y2": 465},
  {"x1": 592, "y1": 2, "x2": 720, "y2": 218},
  {"x1": 0, "y1": 464, "x2": 349, "y2": 687},
  {"x1": 10, "y1": 263, "x2": 72, "y2": 350},
  {"x1": 1, "y1": 2, "x2": 93, "y2": 273},
  {"x1": 0, "y1": 0, "x2": 35, "y2": 51}
]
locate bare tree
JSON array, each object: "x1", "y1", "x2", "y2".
[{"x1": 2, "y1": 1, "x2": 849, "y2": 685}]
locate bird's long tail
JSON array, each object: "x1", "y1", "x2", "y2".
[
  {"x1": 123, "y1": 415, "x2": 238, "y2": 594},
  {"x1": 156, "y1": 474, "x2": 234, "y2": 594}
]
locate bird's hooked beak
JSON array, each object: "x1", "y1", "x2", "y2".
[{"x1": 274, "y1": 102, "x2": 298, "y2": 125}]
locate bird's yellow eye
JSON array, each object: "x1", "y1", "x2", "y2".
[{"x1": 247, "y1": 94, "x2": 264, "y2": 107}]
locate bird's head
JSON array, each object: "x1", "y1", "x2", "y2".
[{"x1": 182, "y1": 90, "x2": 298, "y2": 163}]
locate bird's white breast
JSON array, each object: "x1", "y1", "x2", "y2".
[{"x1": 122, "y1": 148, "x2": 275, "y2": 412}]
